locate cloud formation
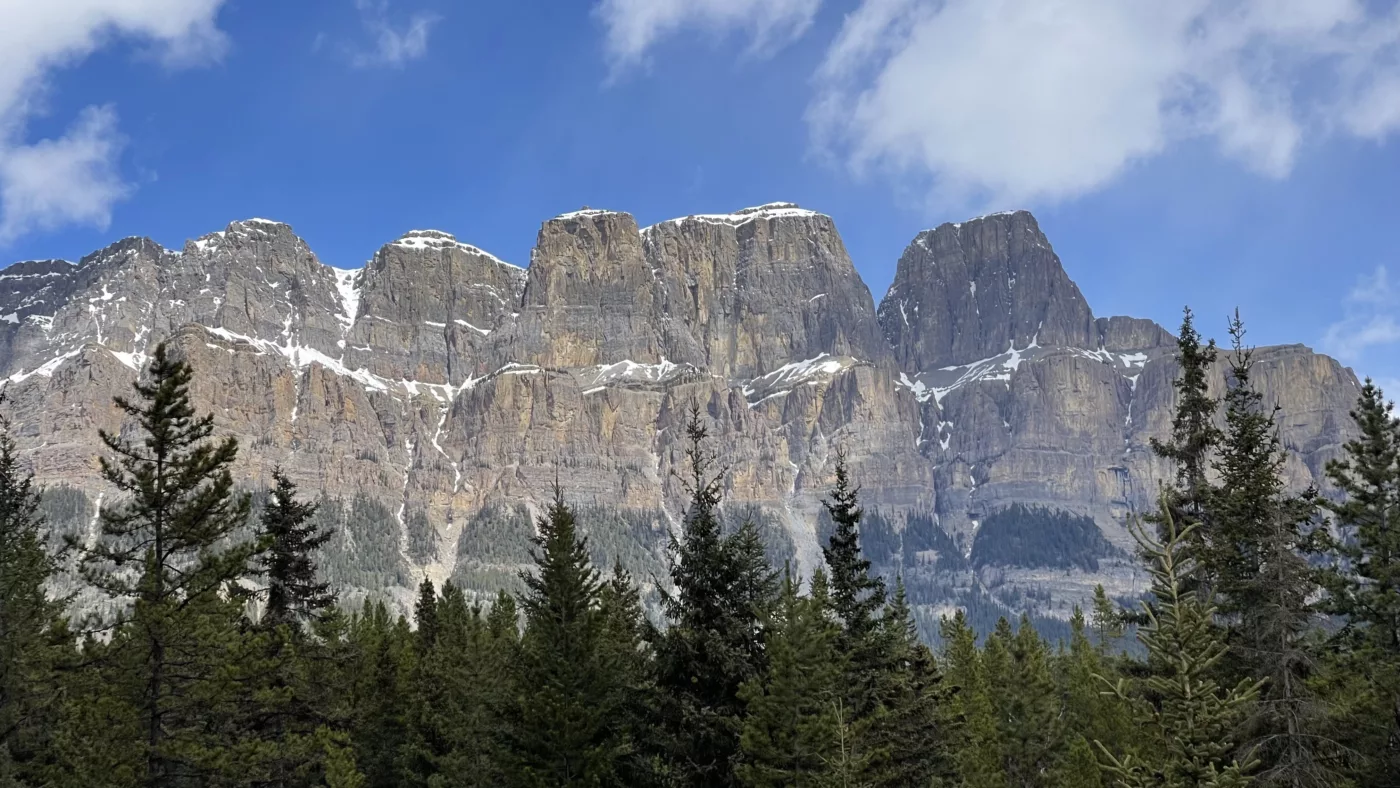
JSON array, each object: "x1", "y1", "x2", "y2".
[
  {"x1": 352, "y1": 0, "x2": 438, "y2": 69},
  {"x1": 809, "y1": 0, "x2": 1400, "y2": 208},
  {"x1": 596, "y1": 0, "x2": 820, "y2": 72},
  {"x1": 0, "y1": 0, "x2": 227, "y2": 243},
  {"x1": 1322, "y1": 266, "x2": 1400, "y2": 365}
]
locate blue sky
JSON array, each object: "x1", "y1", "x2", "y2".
[{"x1": 4, "y1": 0, "x2": 1400, "y2": 389}]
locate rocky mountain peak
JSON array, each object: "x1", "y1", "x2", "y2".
[{"x1": 878, "y1": 209, "x2": 1097, "y2": 372}]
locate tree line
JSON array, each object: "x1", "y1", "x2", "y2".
[{"x1": 2, "y1": 306, "x2": 1400, "y2": 786}]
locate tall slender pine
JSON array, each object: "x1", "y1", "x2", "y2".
[{"x1": 80, "y1": 343, "x2": 256, "y2": 787}]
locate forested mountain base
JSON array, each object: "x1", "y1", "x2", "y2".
[{"x1": 3, "y1": 309, "x2": 1400, "y2": 787}]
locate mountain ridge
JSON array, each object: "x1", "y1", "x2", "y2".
[{"x1": 0, "y1": 203, "x2": 1362, "y2": 627}]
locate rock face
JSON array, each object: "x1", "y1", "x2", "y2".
[{"x1": 0, "y1": 205, "x2": 1362, "y2": 631}]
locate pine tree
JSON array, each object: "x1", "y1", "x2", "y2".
[
  {"x1": 346, "y1": 602, "x2": 413, "y2": 788},
  {"x1": 410, "y1": 582, "x2": 510, "y2": 788},
  {"x1": 0, "y1": 401, "x2": 67, "y2": 784},
  {"x1": 78, "y1": 343, "x2": 258, "y2": 787},
  {"x1": 736, "y1": 568, "x2": 850, "y2": 787},
  {"x1": 1150, "y1": 307, "x2": 1223, "y2": 531},
  {"x1": 1097, "y1": 501, "x2": 1263, "y2": 787},
  {"x1": 258, "y1": 468, "x2": 334, "y2": 629},
  {"x1": 504, "y1": 488, "x2": 630, "y2": 787},
  {"x1": 1315, "y1": 378, "x2": 1400, "y2": 781}
]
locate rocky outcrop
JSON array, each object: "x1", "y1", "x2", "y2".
[
  {"x1": 877, "y1": 211, "x2": 1097, "y2": 371},
  {"x1": 0, "y1": 204, "x2": 1363, "y2": 631}
]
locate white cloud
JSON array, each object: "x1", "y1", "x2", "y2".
[
  {"x1": 810, "y1": 0, "x2": 1400, "y2": 208},
  {"x1": 1322, "y1": 266, "x2": 1400, "y2": 363},
  {"x1": 0, "y1": 0, "x2": 227, "y2": 244},
  {"x1": 596, "y1": 0, "x2": 820, "y2": 72},
  {"x1": 352, "y1": 0, "x2": 438, "y2": 69}
]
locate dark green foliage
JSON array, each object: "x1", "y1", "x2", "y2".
[
  {"x1": 79, "y1": 342, "x2": 260, "y2": 787},
  {"x1": 1150, "y1": 306, "x2": 1223, "y2": 528},
  {"x1": 1098, "y1": 503, "x2": 1263, "y2": 787},
  {"x1": 503, "y1": 489, "x2": 633, "y2": 786},
  {"x1": 259, "y1": 469, "x2": 335, "y2": 629},
  {"x1": 1314, "y1": 378, "x2": 1400, "y2": 783},
  {"x1": 969, "y1": 504, "x2": 1118, "y2": 571},
  {"x1": 1209, "y1": 315, "x2": 1337, "y2": 787},
  {"x1": 737, "y1": 570, "x2": 851, "y2": 787},
  {"x1": 652, "y1": 404, "x2": 778, "y2": 788},
  {"x1": 0, "y1": 403, "x2": 66, "y2": 784}
]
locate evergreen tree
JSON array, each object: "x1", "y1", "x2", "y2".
[
  {"x1": 1150, "y1": 307, "x2": 1223, "y2": 530},
  {"x1": 1097, "y1": 502, "x2": 1263, "y2": 787},
  {"x1": 1090, "y1": 585, "x2": 1124, "y2": 656},
  {"x1": 1210, "y1": 315, "x2": 1335, "y2": 787},
  {"x1": 258, "y1": 468, "x2": 334, "y2": 629},
  {"x1": 864, "y1": 578, "x2": 948, "y2": 788},
  {"x1": 821, "y1": 454, "x2": 887, "y2": 696},
  {"x1": 505, "y1": 488, "x2": 630, "y2": 787},
  {"x1": 1316, "y1": 378, "x2": 1400, "y2": 782},
  {"x1": 653, "y1": 404, "x2": 777, "y2": 788},
  {"x1": 345, "y1": 602, "x2": 414, "y2": 788},
  {"x1": 940, "y1": 611, "x2": 1005, "y2": 788},
  {"x1": 1057, "y1": 736, "x2": 1104, "y2": 788},
  {"x1": 1062, "y1": 608, "x2": 1133, "y2": 771},
  {"x1": 78, "y1": 343, "x2": 259, "y2": 787},
  {"x1": 0, "y1": 402, "x2": 66, "y2": 784},
  {"x1": 597, "y1": 563, "x2": 661, "y2": 787},
  {"x1": 737, "y1": 568, "x2": 850, "y2": 787}
]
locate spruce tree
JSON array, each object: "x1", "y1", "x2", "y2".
[
  {"x1": 1150, "y1": 306, "x2": 1223, "y2": 530},
  {"x1": 1316, "y1": 378, "x2": 1400, "y2": 781},
  {"x1": 1090, "y1": 585, "x2": 1124, "y2": 656},
  {"x1": 1097, "y1": 502, "x2": 1263, "y2": 787},
  {"x1": 653, "y1": 404, "x2": 777, "y2": 788},
  {"x1": 821, "y1": 454, "x2": 887, "y2": 689},
  {"x1": 865, "y1": 578, "x2": 949, "y2": 787},
  {"x1": 0, "y1": 403, "x2": 66, "y2": 784},
  {"x1": 79, "y1": 343, "x2": 258, "y2": 787},
  {"x1": 939, "y1": 611, "x2": 1004, "y2": 788},
  {"x1": 736, "y1": 568, "x2": 849, "y2": 787},
  {"x1": 258, "y1": 468, "x2": 333, "y2": 629},
  {"x1": 505, "y1": 488, "x2": 629, "y2": 787},
  {"x1": 1002, "y1": 615, "x2": 1066, "y2": 784},
  {"x1": 1211, "y1": 314, "x2": 1335, "y2": 787}
]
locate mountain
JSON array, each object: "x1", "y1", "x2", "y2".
[{"x1": 0, "y1": 205, "x2": 1361, "y2": 631}]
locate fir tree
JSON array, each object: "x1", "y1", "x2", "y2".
[
  {"x1": 653, "y1": 404, "x2": 777, "y2": 788},
  {"x1": 258, "y1": 468, "x2": 334, "y2": 629},
  {"x1": 79, "y1": 343, "x2": 258, "y2": 787},
  {"x1": 1097, "y1": 501, "x2": 1264, "y2": 788},
  {"x1": 1062, "y1": 608, "x2": 1133, "y2": 770},
  {"x1": 505, "y1": 488, "x2": 630, "y2": 787},
  {"x1": 0, "y1": 401, "x2": 66, "y2": 784}
]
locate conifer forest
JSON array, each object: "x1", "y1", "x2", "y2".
[{"x1": 5, "y1": 309, "x2": 1400, "y2": 788}]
